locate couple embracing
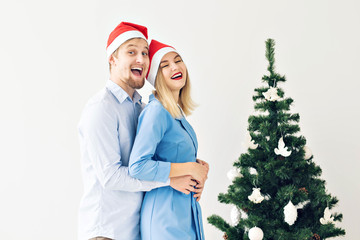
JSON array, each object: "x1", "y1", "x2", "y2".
[{"x1": 78, "y1": 22, "x2": 209, "y2": 240}]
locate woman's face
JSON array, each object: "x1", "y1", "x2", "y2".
[{"x1": 159, "y1": 51, "x2": 187, "y2": 93}]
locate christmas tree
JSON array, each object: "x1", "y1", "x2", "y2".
[{"x1": 208, "y1": 39, "x2": 345, "y2": 240}]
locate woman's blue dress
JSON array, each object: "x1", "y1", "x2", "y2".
[{"x1": 129, "y1": 94, "x2": 204, "y2": 240}]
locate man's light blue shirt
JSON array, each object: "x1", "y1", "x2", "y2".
[{"x1": 78, "y1": 80, "x2": 169, "y2": 240}]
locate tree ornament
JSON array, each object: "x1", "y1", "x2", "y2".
[
  {"x1": 243, "y1": 131, "x2": 258, "y2": 150},
  {"x1": 299, "y1": 187, "x2": 308, "y2": 194},
  {"x1": 249, "y1": 167, "x2": 258, "y2": 175},
  {"x1": 283, "y1": 200, "x2": 310, "y2": 225},
  {"x1": 303, "y1": 146, "x2": 312, "y2": 160},
  {"x1": 248, "y1": 188, "x2": 265, "y2": 204},
  {"x1": 274, "y1": 137, "x2": 292, "y2": 157},
  {"x1": 230, "y1": 206, "x2": 241, "y2": 225},
  {"x1": 223, "y1": 233, "x2": 228, "y2": 240},
  {"x1": 248, "y1": 226, "x2": 264, "y2": 240},
  {"x1": 283, "y1": 201, "x2": 297, "y2": 225},
  {"x1": 227, "y1": 167, "x2": 242, "y2": 181},
  {"x1": 320, "y1": 207, "x2": 334, "y2": 224},
  {"x1": 312, "y1": 233, "x2": 320, "y2": 240},
  {"x1": 296, "y1": 200, "x2": 310, "y2": 209},
  {"x1": 262, "y1": 87, "x2": 281, "y2": 101}
]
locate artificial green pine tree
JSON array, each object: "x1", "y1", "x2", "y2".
[{"x1": 208, "y1": 39, "x2": 345, "y2": 240}]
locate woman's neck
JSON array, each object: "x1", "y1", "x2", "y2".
[{"x1": 171, "y1": 90, "x2": 180, "y2": 103}]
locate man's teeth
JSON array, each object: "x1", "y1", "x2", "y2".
[{"x1": 132, "y1": 67, "x2": 142, "y2": 71}]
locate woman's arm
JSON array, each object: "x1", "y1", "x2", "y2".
[
  {"x1": 129, "y1": 103, "x2": 209, "y2": 184},
  {"x1": 170, "y1": 162, "x2": 208, "y2": 184}
]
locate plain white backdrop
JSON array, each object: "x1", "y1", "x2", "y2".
[{"x1": 0, "y1": 0, "x2": 359, "y2": 239}]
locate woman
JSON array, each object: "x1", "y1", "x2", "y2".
[{"x1": 129, "y1": 40, "x2": 207, "y2": 240}]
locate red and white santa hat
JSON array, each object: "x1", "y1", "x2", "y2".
[
  {"x1": 106, "y1": 22, "x2": 148, "y2": 59},
  {"x1": 146, "y1": 39, "x2": 178, "y2": 87}
]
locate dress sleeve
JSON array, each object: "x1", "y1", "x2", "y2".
[
  {"x1": 80, "y1": 100, "x2": 169, "y2": 191},
  {"x1": 129, "y1": 103, "x2": 171, "y2": 183}
]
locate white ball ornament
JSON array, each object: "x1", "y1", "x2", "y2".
[
  {"x1": 248, "y1": 226, "x2": 264, "y2": 240},
  {"x1": 303, "y1": 146, "x2": 312, "y2": 160},
  {"x1": 227, "y1": 167, "x2": 243, "y2": 181}
]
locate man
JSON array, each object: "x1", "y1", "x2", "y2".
[{"x1": 78, "y1": 22, "x2": 204, "y2": 240}]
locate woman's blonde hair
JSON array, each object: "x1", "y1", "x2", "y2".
[{"x1": 154, "y1": 67, "x2": 196, "y2": 118}]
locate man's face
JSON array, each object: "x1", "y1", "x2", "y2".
[{"x1": 110, "y1": 38, "x2": 149, "y2": 90}]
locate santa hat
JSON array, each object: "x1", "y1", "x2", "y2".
[
  {"x1": 147, "y1": 39, "x2": 178, "y2": 87},
  {"x1": 106, "y1": 22, "x2": 148, "y2": 59}
]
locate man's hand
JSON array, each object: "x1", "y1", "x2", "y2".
[{"x1": 170, "y1": 175, "x2": 197, "y2": 195}]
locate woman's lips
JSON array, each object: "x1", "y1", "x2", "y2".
[{"x1": 171, "y1": 72, "x2": 182, "y2": 80}]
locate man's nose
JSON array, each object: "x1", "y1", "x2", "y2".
[{"x1": 136, "y1": 54, "x2": 146, "y2": 63}]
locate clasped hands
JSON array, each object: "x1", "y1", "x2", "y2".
[{"x1": 170, "y1": 159, "x2": 209, "y2": 201}]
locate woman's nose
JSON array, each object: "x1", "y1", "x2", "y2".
[{"x1": 170, "y1": 62, "x2": 178, "y2": 71}]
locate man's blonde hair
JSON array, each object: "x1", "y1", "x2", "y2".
[{"x1": 154, "y1": 68, "x2": 196, "y2": 118}]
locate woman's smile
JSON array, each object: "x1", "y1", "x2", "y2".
[{"x1": 171, "y1": 72, "x2": 183, "y2": 80}]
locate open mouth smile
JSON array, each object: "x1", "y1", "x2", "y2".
[
  {"x1": 131, "y1": 67, "x2": 143, "y2": 77},
  {"x1": 171, "y1": 72, "x2": 183, "y2": 80}
]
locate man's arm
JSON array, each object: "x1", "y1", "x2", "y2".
[{"x1": 79, "y1": 101, "x2": 168, "y2": 192}]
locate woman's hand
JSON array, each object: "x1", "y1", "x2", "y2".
[
  {"x1": 189, "y1": 162, "x2": 208, "y2": 184},
  {"x1": 169, "y1": 161, "x2": 209, "y2": 184},
  {"x1": 193, "y1": 159, "x2": 209, "y2": 201},
  {"x1": 193, "y1": 181, "x2": 205, "y2": 201},
  {"x1": 170, "y1": 175, "x2": 197, "y2": 194},
  {"x1": 196, "y1": 159, "x2": 209, "y2": 174}
]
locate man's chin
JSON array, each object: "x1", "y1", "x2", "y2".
[{"x1": 130, "y1": 79, "x2": 145, "y2": 89}]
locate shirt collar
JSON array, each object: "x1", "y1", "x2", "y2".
[
  {"x1": 148, "y1": 93, "x2": 156, "y2": 102},
  {"x1": 106, "y1": 79, "x2": 142, "y2": 104}
]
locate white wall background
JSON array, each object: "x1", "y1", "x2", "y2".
[{"x1": 0, "y1": 0, "x2": 359, "y2": 239}]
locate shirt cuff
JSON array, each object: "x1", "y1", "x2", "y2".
[
  {"x1": 155, "y1": 161, "x2": 171, "y2": 183},
  {"x1": 165, "y1": 178, "x2": 170, "y2": 186}
]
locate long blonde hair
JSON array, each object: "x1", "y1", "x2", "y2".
[{"x1": 154, "y1": 68, "x2": 196, "y2": 118}]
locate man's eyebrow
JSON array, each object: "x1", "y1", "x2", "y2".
[
  {"x1": 125, "y1": 44, "x2": 137, "y2": 48},
  {"x1": 125, "y1": 44, "x2": 149, "y2": 51}
]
